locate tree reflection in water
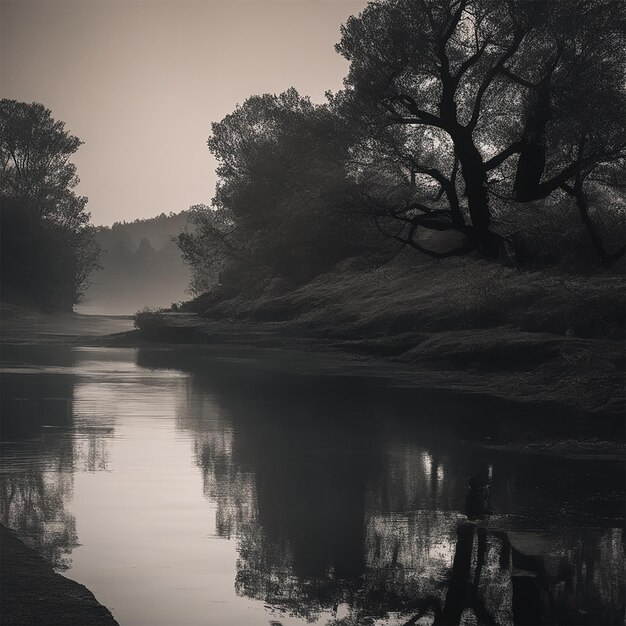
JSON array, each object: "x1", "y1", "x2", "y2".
[
  {"x1": 167, "y1": 353, "x2": 624, "y2": 626},
  {"x1": 1, "y1": 346, "x2": 621, "y2": 624},
  {"x1": 0, "y1": 463, "x2": 78, "y2": 570},
  {"x1": 0, "y1": 367, "x2": 111, "y2": 570}
]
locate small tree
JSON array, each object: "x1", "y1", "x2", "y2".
[{"x1": 177, "y1": 204, "x2": 233, "y2": 295}]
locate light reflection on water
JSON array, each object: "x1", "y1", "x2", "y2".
[{"x1": 0, "y1": 345, "x2": 624, "y2": 626}]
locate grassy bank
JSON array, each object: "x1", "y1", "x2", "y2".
[
  {"x1": 129, "y1": 255, "x2": 624, "y2": 418},
  {"x1": 0, "y1": 524, "x2": 118, "y2": 626}
]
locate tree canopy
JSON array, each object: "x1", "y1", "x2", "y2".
[
  {"x1": 179, "y1": 88, "x2": 377, "y2": 292},
  {"x1": 1, "y1": 100, "x2": 99, "y2": 310},
  {"x1": 335, "y1": 0, "x2": 626, "y2": 260},
  {"x1": 179, "y1": 0, "x2": 625, "y2": 299}
]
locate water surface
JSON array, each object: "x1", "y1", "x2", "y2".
[{"x1": 1, "y1": 345, "x2": 623, "y2": 625}]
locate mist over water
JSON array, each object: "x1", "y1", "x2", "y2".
[
  {"x1": 1, "y1": 345, "x2": 623, "y2": 625},
  {"x1": 77, "y1": 213, "x2": 192, "y2": 316}
]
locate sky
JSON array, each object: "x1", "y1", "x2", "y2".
[{"x1": 0, "y1": 0, "x2": 366, "y2": 225}]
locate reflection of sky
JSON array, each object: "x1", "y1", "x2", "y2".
[{"x1": 68, "y1": 356, "x2": 285, "y2": 626}]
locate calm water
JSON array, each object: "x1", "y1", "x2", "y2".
[{"x1": 1, "y1": 345, "x2": 624, "y2": 625}]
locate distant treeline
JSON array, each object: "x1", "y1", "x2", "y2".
[{"x1": 80, "y1": 212, "x2": 192, "y2": 315}]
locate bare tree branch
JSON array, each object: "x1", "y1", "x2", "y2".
[
  {"x1": 443, "y1": 0, "x2": 469, "y2": 43},
  {"x1": 484, "y1": 142, "x2": 523, "y2": 170},
  {"x1": 453, "y1": 39, "x2": 491, "y2": 86},
  {"x1": 467, "y1": 31, "x2": 525, "y2": 131},
  {"x1": 387, "y1": 95, "x2": 446, "y2": 129},
  {"x1": 498, "y1": 66, "x2": 536, "y2": 89}
]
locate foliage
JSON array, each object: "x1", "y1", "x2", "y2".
[
  {"x1": 177, "y1": 204, "x2": 232, "y2": 295},
  {"x1": 177, "y1": 1, "x2": 624, "y2": 302},
  {"x1": 335, "y1": 0, "x2": 626, "y2": 261},
  {"x1": 0, "y1": 100, "x2": 99, "y2": 310},
  {"x1": 0, "y1": 100, "x2": 84, "y2": 220},
  {"x1": 133, "y1": 307, "x2": 167, "y2": 333},
  {"x1": 177, "y1": 89, "x2": 384, "y2": 294}
]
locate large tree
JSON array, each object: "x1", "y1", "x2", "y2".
[
  {"x1": 0, "y1": 100, "x2": 99, "y2": 309},
  {"x1": 335, "y1": 0, "x2": 626, "y2": 261}
]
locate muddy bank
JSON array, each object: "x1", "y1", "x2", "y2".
[{"x1": 0, "y1": 524, "x2": 118, "y2": 626}]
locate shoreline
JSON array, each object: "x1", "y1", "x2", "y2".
[
  {"x1": 0, "y1": 524, "x2": 119, "y2": 626},
  {"x1": 2, "y1": 309, "x2": 624, "y2": 452},
  {"x1": 94, "y1": 311, "x2": 625, "y2": 421}
]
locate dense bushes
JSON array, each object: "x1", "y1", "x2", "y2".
[{"x1": 133, "y1": 307, "x2": 167, "y2": 333}]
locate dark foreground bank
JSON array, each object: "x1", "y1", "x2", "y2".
[{"x1": 0, "y1": 525, "x2": 119, "y2": 626}]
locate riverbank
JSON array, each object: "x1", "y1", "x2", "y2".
[
  {"x1": 4, "y1": 256, "x2": 624, "y2": 420},
  {"x1": 0, "y1": 524, "x2": 119, "y2": 626},
  {"x1": 2, "y1": 256, "x2": 624, "y2": 423},
  {"x1": 100, "y1": 257, "x2": 624, "y2": 421},
  {"x1": 103, "y1": 315, "x2": 623, "y2": 420}
]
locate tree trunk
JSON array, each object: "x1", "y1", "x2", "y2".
[
  {"x1": 453, "y1": 130, "x2": 501, "y2": 257},
  {"x1": 513, "y1": 84, "x2": 551, "y2": 202},
  {"x1": 574, "y1": 185, "x2": 626, "y2": 264}
]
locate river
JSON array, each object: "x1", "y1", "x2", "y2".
[{"x1": 0, "y1": 342, "x2": 624, "y2": 625}]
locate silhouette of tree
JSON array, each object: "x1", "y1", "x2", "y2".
[
  {"x1": 0, "y1": 100, "x2": 99, "y2": 309},
  {"x1": 335, "y1": 0, "x2": 625, "y2": 261},
  {"x1": 1, "y1": 101, "x2": 84, "y2": 220}
]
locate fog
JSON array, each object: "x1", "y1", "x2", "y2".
[{"x1": 77, "y1": 212, "x2": 192, "y2": 316}]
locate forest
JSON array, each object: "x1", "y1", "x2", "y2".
[{"x1": 1, "y1": 1, "x2": 625, "y2": 625}]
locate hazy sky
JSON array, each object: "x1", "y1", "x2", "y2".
[{"x1": 1, "y1": 0, "x2": 366, "y2": 225}]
